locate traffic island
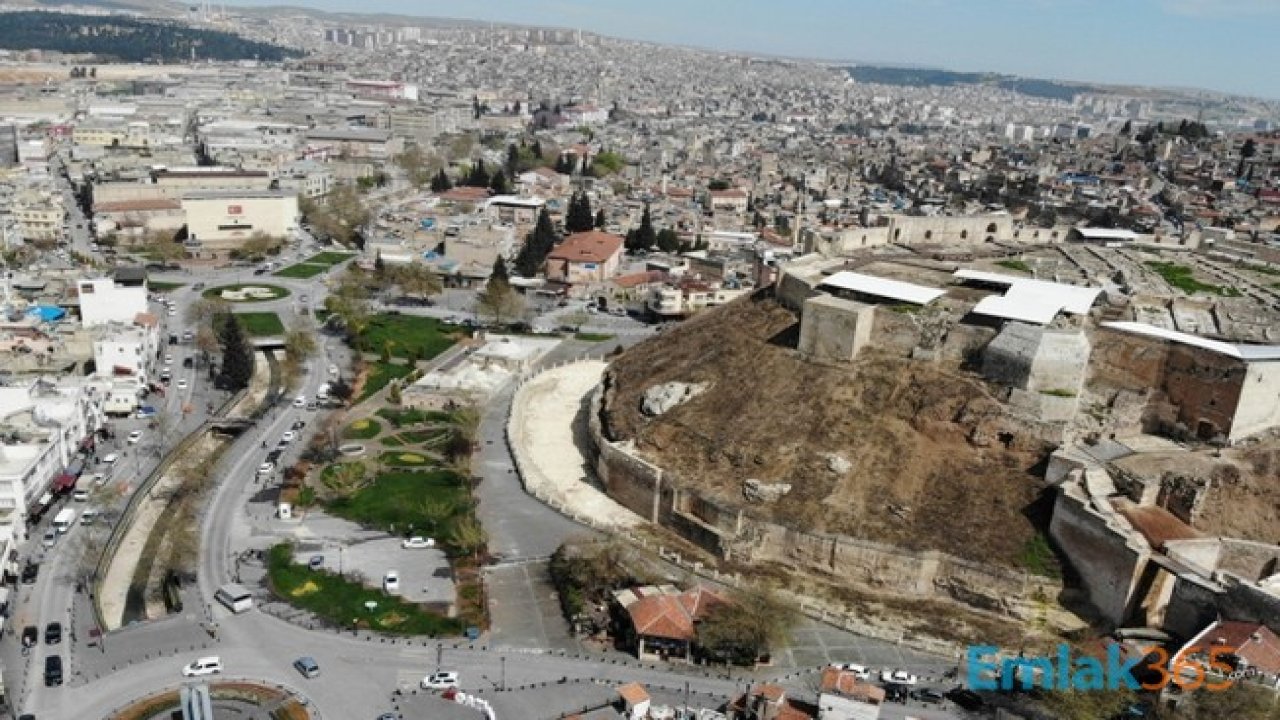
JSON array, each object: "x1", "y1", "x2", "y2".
[
  {"x1": 108, "y1": 680, "x2": 316, "y2": 720},
  {"x1": 202, "y1": 283, "x2": 291, "y2": 302}
]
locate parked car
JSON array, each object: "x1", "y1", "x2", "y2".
[
  {"x1": 44, "y1": 622, "x2": 62, "y2": 645},
  {"x1": 181, "y1": 656, "x2": 223, "y2": 677},
  {"x1": 42, "y1": 529, "x2": 57, "y2": 547},
  {"x1": 101, "y1": 453, "x2": 118, "y2": 464},
  {"x1": 401, "y1": 536, "x2": 436, "y2": 549},
  {"x1": 880, "y1": 669, "x2": 918, "y2": 685},
  {"x1": 257, "y1": 462, "x2": 275, "y2": 475},
  {"x1": 383, "y1": 570, "x2": 400, "y2": 594},
  {"x1": 421, "y1": 671, "x2": 458, "y2": 690},
  {"x1": 911, "y1": 688, "x2": 945, "y2": 704},
  {"x1": 281, "y1": 431, "x2": 296, "y2": 443},
  {"x1": 21, "y1": 626, "x2": 37, "y2": 648},
  {"x1": 20, "y1": 563, "x2": 38, "y2": 584},
  {"x1": 293, "y1": 656, "x2": 321, "y2": 679},
  {"x1": 308, "y1": 555, "x2": 324, "y2": 571},
  {"x1": 945, "y1": 688, "x2": 985, "y2": 711},
  {"x1": 126, "y1": 430, "x2": 143, "y2": 444},
  {"x1": 44, "y1": 655, "x2": 63, "y2": 686},
  {"x1": 293, "y1": 396, "x2": 307, "y2": 408},
  {"x1": 832, "y1": 663, "x2": 870, "y2": 680}
]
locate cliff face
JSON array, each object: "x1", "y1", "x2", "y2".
[{"x1": 603, "y1": 293, "x2": 1054, "y2": 569}]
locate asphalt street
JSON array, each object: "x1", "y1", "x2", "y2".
[{"x1": 4, "y1": 242, "x2": 969, "y2": 718}]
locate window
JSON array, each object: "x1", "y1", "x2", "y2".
[
  {"x1": 924, "y1": 230, "x2": 933, "y2": 240},
  {"x1": 960, "y1": 230, "x2": 968, "y2": 240},
  {"x1": 986, "y1": 222, "x2": 998, "y2": 233}
]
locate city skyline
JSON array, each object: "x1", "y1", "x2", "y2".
[{"x1": 221, "y1": 0, "x2": 1280, "y2": 99}]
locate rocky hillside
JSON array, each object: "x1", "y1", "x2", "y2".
[{"x1": 602, "y1": 292, "x2": 1056, "y2": 570}]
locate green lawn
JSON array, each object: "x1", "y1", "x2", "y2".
[
  {"x1": 1145, "y1": 261, "x2": 1241, "y2": 297},
  {"x1": 376, "y1": 408, "x2": 454, "y2": 428},
  {"x1": 305, "y1": 251, "x2": 357, "y2": 266},
  {"x1": 357, "y1": 362, "x2": 414, "y2": 403},
  {"x1": 325, "y1": 469, "x2": 471, "y2": 537},
  {"x1": 203, "y1": 283, "x2": 291, "y2": 302},
  {"x1": 148, "y1": 281, "x2": 185, "y2": 292},
  {"x1": 361, "y1": 314, "x2": 458, "y2": 360},
  {"x1": 234, "y1": 312, "x2": 286, "y2": 336},
  {"x1": 379, "y1": 451, "x2": 431, "y2": 466},
  {"x1": 381, "y1": 429, "x2": 447, "y2": 447},
  {"x1": 267, "y1": 544, "x2": 463, "y2": 636},
  {"x1": 274, "y1": 263, "x2": 329, "y2": 279},
  {"x1": 574, "y1": 332, "x2": 615, "y2": 343},
  {"x1": 343, "y1": 418, "x2": 383, "y2": 440}
]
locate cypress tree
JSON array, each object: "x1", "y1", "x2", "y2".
[{"x1": 216, "y1": 314, "x2": 253, "y2": 390}]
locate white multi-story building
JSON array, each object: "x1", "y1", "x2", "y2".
[
  {"x1": 93, "y1": 325, "x2": 159, "y2": 384},
  {"x1": 77, "y1": 277, "x2": 149, "y2": 328}
]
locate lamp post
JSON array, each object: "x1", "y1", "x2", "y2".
[{"x1": 500, "y1": 655, "x2": 506, "y2": 692}]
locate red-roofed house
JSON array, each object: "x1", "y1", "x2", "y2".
[
  {"x1": 728, "y1": 683, "x2": 816, "y2": 720},
  {"x1": 709, "y1": 188, "x2": 750, "y2": 212},
  {"x1": 817, "y1": 667, "x2": 885, "y2": 719},
  {"x1": 612, "y1": 585, "x2": 729, "y2": 663},
  {"x1": 1179, "y1": 620, "x2": 1280, "y2": 690},
  {"x1": 544, "y1": 231, "x2": 624, "y2": 286}
]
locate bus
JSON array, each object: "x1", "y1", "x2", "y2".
[
  {"x1": 51, "y1": 508, "x2": 77, "y2": 534},
  {"x1": 214, "y1": 583, "x2": 254, "y2": 614}
]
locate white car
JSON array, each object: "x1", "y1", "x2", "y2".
[
  {"x1": 383, "y1": 570, "x2": 400, "y2": 594},
  {"x1": 833, "y1": 663, "x2": 871, "y2": 680},
  {"x1": 167, "y1": 307, "x2": 177, "y2": 317},
  {"x1": 176, "y1": 378, "x2": 188, "y2": 390},
  {"x1": 281, "y1": 431, "x2": 296, "y2": 443},
  {"x1": 102, "y1": 453, "x2": 118, "y2": 464},
  {"x1": 127, "y1": 430, "x2": 143, "y2": 444},
  {"x1": 257, "y1": 462, "x2": 275, "y2": 475},
  {"x1": 292, "y1": 396, "x2": 306, "y2": 408},
  {"x1": 181, "y1": 656, "x2": 223, "y2": 677},
  {"x1": 880, "y1": 669, "x2": 919, "y2": 685},
  {"x1": 421, "y1": 670, "x2": 458, "y2": 690},
  {"x1": 401, "y1": 536, "x2": 436, "y2": 549},
  {"x1": 328, "y1": 364, "x2": 339, "y2": 376},
  {"x1": 164, "y1": 354, "x2": 173, "y2": 364}
]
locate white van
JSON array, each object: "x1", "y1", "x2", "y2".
[
  {"x1": 52, "y1": 508, "x2": 77, "y2": 534},
  {"x1": 181, "y1": 656, "x2": 223, "y2": 677},
  {"x1": 214, "y1": 583, "x2": 254, "y2": 614}
]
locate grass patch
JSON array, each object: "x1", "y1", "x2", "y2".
[
  {"x1": 305, "y1": 251, "x2": 357, "y2": 266},
  {"x1": 376, "y1": 408, "x2": 454, "y2": 428},
  {"x1": 1241, "y1": 262, "x2": 1280, "y2": 276},
  {"x1": 274, "y1": 263, "x2": 329, "y2": 279},
  {"x1": 361, "y1": 314, "x2": 458, "y2": 360},
  {"x1": 574, "y1": 332, "x2": 615, "y2": 342},
  {"x1": 1145, "y1": 261, "x2": 1241, "y2": 296},
  {"x1": 148, "y1": 281, "x2": 184, "y2": 291},
  {"x1": 381, "y1": 429, "x2": 446, "y2": 447},
  {"x1": 996, "y1": 259, "x2": 1032, "y2": 273},
  {"x1": 357, "y1": 362, "x2": 414, "y2": 403},
  {"x1": 1039, "y1": 388, "x2": 1077, "y2": 398},
  {"x1": 1018, "y1": 533, "x2": 1062, "y2": 579},
  {"x1": 343, "y1": 418, "x2": 382, "y2": 440},
  {"x1": 234, "y1": 311, "x2": 286, "y2": 336},
  {"x1": 267, "y1": 544, "x2": 463, "y2": 636},
  {"x1": 203, "y1": 283, "x2": 290, "y2": 302},
  {"x1": 380, "y1": 451, "x2": 430, "y2": 466},
  {"x1": 325, "y1": 469, "x2": 470, "y2": 536}
]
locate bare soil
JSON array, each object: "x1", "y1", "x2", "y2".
[{"x1": 602, "y1": 293, "x2": 1054, "y2": 569}]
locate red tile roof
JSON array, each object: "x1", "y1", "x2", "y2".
[
  {"x1": 617, "y1": 682, "x2": 650, "y2": 706},
  {"x1": 611, "y1": 270, "x2": 665, "y2": 289},
  {"x1": 819, "y1": 667, "x2": 886, "y2": 703},
  {"x1": 437, "y1": 186, "x2": 492, "y2": 203},
  {"x1": 94, "y1": 199, "x2": 182, "y2": 213},
  {"x1": 1195, "y1": 621, "x2": 1280, "y2": 676},
  {"x1": 625, "y1": 586, "x2": 729, "y2": 642},
  {"x1": 547, "y1": 231, "x2": 624, "y2": 265}
]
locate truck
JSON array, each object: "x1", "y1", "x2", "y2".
[{"x1": 51, "y1": 508, "x2": 76, "y2": 534}]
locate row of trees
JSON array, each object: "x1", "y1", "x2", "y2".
[{"x1": 299, "y1": 185, "x2": 370, "y2": 247}]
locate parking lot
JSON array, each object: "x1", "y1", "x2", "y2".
[{"x1": 288, "y1": 524, "x2": 457, "y2": 609}]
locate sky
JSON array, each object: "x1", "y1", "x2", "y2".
[{"x1": 222, "y1": 0, "x2": 1280, "y2": 99}]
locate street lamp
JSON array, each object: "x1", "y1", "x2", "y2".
[{"x1": 500, "y1": 656, "x2": 506, "y2": 692}]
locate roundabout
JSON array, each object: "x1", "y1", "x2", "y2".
[
  {"x1": 108, "y1": 676, "x2": 316, "y2": 720},
  {"x1": 201, "y1": 283, "x2": 292, "y2": 302}
]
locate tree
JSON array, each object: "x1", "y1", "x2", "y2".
[
  {"x1": 491, "y1": 256, "x2": 509, "y2": 283},
  {"x1": 430, "y1": 169, "x2": 452, "y2": 192},
  {"x1": 284, "y1": 329, "x2": 316, "y2": 364},
  {"x1": 398, "y1": 263, "x2": 442, "y2": 303},
  {"x1": 215, "y1": 314, "x2": 253, "y2": 390},
  {"x1": 695, "y1": 587, "x2": 797, "y2": 665},
  {"x1": 322, "y1": 461, "x2": 369, "y2": 497},
  {"x1": 489, "y1": 169, "x2": 509, "y2": 195},
  {"x1": 185, "y1": 297, "x2": 230, "y2": 326},
  {"x1": 594, "y1": 208, "x2": 606, "y2": 229},
  {"x1": 465, "y1": 159, "x2": 490, "y2": 188},
  {"x1": 514, "y1": 208, "x2": 559, "y2": 277},
  {"x1": 328, "y1": 377, "x2": 353, "y2": 403},
  {"x1": 446, "y1": 514, "x2": 487, "y2": 562},
  {"x1": 625, "y1": 204, "x2": 656, "y2": 251},
  {"x1": 236, "y1": 232, "x2": 282, "y2": 261},
  {"x1": 475, "y1": 275, "x2": 524, "y2": 326},
  {"x1": 505, "y1": 143, "x2": 520, "y2": 177},
  {"x1": 1120, "y1": 120, "x2": 1132, "y2": 135},
  {"x1": 1162, "y1": 682, "x2": 1280, "y2": 720},
  {"x1": 655, "y1": 228, "x2": 680, "y2": 253},
  {"x1": 387, "y1": 381, "x2": 402, "y2": 405},
  {"x1": 565, "y1": 191, "x2": 595, "y2": 233}
]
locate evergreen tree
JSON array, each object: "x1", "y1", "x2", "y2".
[
  {"x1": 374, "y1": 251, "x2": 386, "y2": 275},
  {"x1": 594, "y1": 208, "x2": 606, "y2": 229},
  {"x1": 656, "y1": 228, "x2": 680, "y2": 253},
  {"x1": 531, "y1": 140, "x2": 543, "y2": 161},
  {"x1": 506, "y1": 143, "x2": 520, "y2": 177},
  {"x1": 216, "y1": 314, "x2": 253, "y2": 390},
  {"x1": 430, "y1": 169, "x2": 452, "y2": 192},
  {"x1": 566, "y1": 191, "x2": 595, "y2": 233},
  {"x1": 1120, "y1": 120, "x2": 1132, "y2": 135},
  {"x1": 514, "y1": 208, "x2": 559, "y2": 277},
  {"x1": 625, "y1": 204, "x2": 656, "y2": 252},
  {"x1": 489, "y1": 169, "x2": 509, "y2": 195},
  {"x1": 492, "y1": 256, "x2": 510, "y2": 283},
  {"x1": 466, "y1": 160, "x2": 490, "y2": 188}
]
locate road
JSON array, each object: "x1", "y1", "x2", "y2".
[{"x1": 5, "y1": 254, "x2": 968, "y2": 719}]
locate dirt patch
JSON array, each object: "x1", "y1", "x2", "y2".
[{"x1": 602, "y1": 294, "x2": 1053, "y2": 568}]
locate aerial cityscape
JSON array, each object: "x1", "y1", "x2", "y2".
[{"x1": 0, "y1": 1, "x2": 1278, "y2": 719}]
